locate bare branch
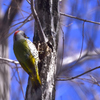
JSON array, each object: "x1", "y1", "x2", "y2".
[
  {"x1": 11, "y1": 16, "x2": 32, "y2": 28},
  {"x1": 26, "y1": 0, "x2": 31, "y2": 4},
  {"x1": 63, "y1": 48, "x2": 100, "y2": 67},
  {"x1": 69, "y1": 22, "x2": 85, "y2": 69},
  {"x1": 60, "y1": 49, "x2": 100, "y2": 75},
  {"x1": 0, "y1": 56, "x2": 19, "y2": 64},
  {"x1": 57, "y1": 66, "x2": 100, "y2": 81},
  {"x1": 1, "y1": 0, "x2": 23, "y2": 27},
  {"x1": 60, "y1": 12, "x2": 100, "y2": 25},
  {"x1": 0, "y1": 13, "x2": 32, "y2": 43}
]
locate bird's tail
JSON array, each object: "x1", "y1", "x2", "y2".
[
  {"x1": 30, "y1": 65, "x2": 41, "y2": 90},
  {"x1": 30, "y1": 75, "x2": 41, "y2": 90},
  {"x1": 28, "y1": 76, "x2": 41, "y2": 100}
]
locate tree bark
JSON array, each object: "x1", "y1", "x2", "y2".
[{"x1": 25, "y1": 0, "x2": 59, "y2": 100}]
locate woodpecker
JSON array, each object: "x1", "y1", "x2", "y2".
[{"x1": 13, "y1": 30, "x2": 41, "y2": 89}]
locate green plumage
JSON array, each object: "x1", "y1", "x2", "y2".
[{"x1": 13, "y1": 39, "x2": 41, "y2": 88}]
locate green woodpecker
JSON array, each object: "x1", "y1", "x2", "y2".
[{"x1": 13, "y1": 30, "x2": 41, "y2": 89}]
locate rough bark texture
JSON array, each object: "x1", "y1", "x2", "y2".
[
  {"x1": 0, "y1": 0, "x2": 23, "y2": 100},
  {"x1": 25, "y1": 0, "x2": 59, "y2": 100}
]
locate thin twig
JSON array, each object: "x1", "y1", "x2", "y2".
[
  {"x1": 60, "y1": 12, "x2": 100, "y2": 25},
  {"x1": 16, "y1": 65, "x2": 25, "y2": 99},
  {"x1": 89, "y1": 75, "x2": 100, "y2": 86},
  {"x1": 60, "y1": 26, "x2": 64, "y2": 70},
  {"x1": 11, "y1": 18, "x2": 32, "y2": 28},
  {"x1": 77, "y1": 77, "x2": 100, "y2": 86},
  {"x1": 26, "y1": 0, "x2": 31, "y2": 4},
  {"x1": 30, "y1": 0, "x2": 48, "y2": 42},
  {"x1": 79, "y1": 22, "x2": 85, "y2": 61},
  {"x1": 57, "y1": 66, "x2": 100, "y2": 81},
  {"x1": 71, "y1": 22, "x2": 85, "y2": 68},
  {"x1": 4, "y1": 3, "x2": 30, "y2": 14},
  {"x1": 64, "y1": 22, "x2": 85, "y2": 70},
  {"x1": 12, "y1": 68, "x2": 19, "y2": 82},
  {"x1": 0, "y1": 13, "x2": 32, "y2": 43}
]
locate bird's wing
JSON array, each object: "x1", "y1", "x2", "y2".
[
  {"x1": 26, "y1": 39, "x2": 39, "y2": 64},
  {"x1": 19, "y1": 61, "x2": 31, "y2": 75}
]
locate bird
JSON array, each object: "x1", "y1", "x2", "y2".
[{"x1": 13, "y1": 30, "x2": 41, "y2": 89}]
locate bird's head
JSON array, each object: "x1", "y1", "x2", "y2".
[{"x1": 14, "y1": 30, "x2": 28, "y2": 42}]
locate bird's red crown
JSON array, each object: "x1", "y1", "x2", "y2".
[{"x1": 14, "y1": 30, "x2": 19, "y2": 36}]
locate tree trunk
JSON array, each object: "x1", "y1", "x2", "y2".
[{"x1": 25, "y1": 0, "x2": 59, "y2": 100}]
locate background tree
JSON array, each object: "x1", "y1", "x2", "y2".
[{"x1": 0, "y1": 0, "x2": 23, "y2": 100}]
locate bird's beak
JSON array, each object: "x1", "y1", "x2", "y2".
[
  {"x1": 25, "y1": 36, "x2": 29, "y2": 39},
  {"x1": 26, "y1": 36, "x2": 29, "y2": 39}
]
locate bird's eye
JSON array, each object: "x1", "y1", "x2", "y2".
[
  {"x1": 24, "y1": 33, "x2": 26, "y2": 37},
  {"x1": 24, "y1": 33, "x2": 29, "y2": 38}
]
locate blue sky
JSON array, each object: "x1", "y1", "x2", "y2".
[{"x1": 2, "y1": 0, "x2": 100, "y2": 100}]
